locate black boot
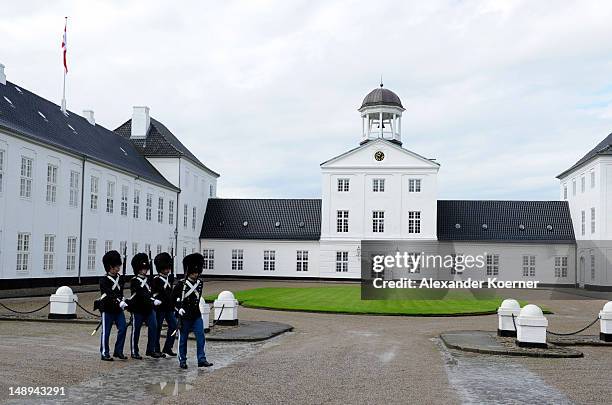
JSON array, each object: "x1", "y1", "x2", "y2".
[
  {"x1": 101, "y1": 355, "x2": 114, "y2": 362},
  {"x1": 179, "y1": 363, "x2": 188, "y2": 369},
  {"x1": 162, "y1": 349, "x2": 177, "y2": 357},
  {"x1": 198, "y1": 360, "x2": 213, "y2": 367},
  {"x1": 146, "y1": 351, "x2": 163, "y2": 359},
  {"x1": 113, "y1": 353, "x2": 127, "y2": 360},
  {"x1": 131, "y1": 354, "x2": 143, "y2": 360}
]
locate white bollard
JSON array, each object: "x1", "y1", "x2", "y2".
[
  {"x1": 212, "y1": 291, "x2": 239, "y2": 326},
  {"x1": 599, "y1": 301, "x2": 612, "y2": 342},
  {"x1": 199, "y1": 298, "x2": 211, "y2": 332},
  {"x1": 48, "y1": 286, "x2": 78, "y2": 319},
  {"x1": 497, "y1": 299, "x2": 521, "y2": 337},
  {"x1": 516, "y1": 304, "x2": 548, "y2": 348}
]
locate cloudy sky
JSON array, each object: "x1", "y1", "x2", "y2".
[{"x1": 2, "y1": 1, "x2": 612, "y2": 200}]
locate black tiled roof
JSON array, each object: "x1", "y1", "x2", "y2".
[
  {"x1": 437, "y1": 200, "x2": 575, "y2": 243},
  {"x1": 115, "y1": 118, "x2": 219, "y2": 177},
  {"x1": 0, "y1": 81, "x2": 177, "y2": 190},
  {"x1": 200, "y1": 199, "x2": 321, "y2": 240},
  {"x1": 557, "y1": 132, "x2": 612, "y2": 178}
]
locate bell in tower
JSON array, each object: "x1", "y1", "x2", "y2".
[{"x1": 358, "y1": 82, "x2": 405, "y2": 146}]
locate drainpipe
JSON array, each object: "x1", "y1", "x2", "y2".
[
  {"x1": 77, "y1": 157, "x2": 86, "y2": 284},
  {"x1": 174, "y1": 158, "x2": 181, "y2": 275}
]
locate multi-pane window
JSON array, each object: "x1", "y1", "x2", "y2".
[
  {"x1": 43, "y1": 235, "x2": 55, "y2": 271},
  {"x1": 46, "y1": 164, "x2": 58, "y2": 203},
  {"x1": 408, "y1": 211, "x2": 421, "y2": 234},
  {"x1": 145, "y1": 243, "x2": 151, "y2": 255},
  {"x1": 554, "y1": 256, "x2": 568, "y2": 278},
  {"x1": 209, "y1": 184, "x2": 214, "y2": 197},
  {"x1": 183, "y1": 204, "x2": 188, "y2": 228},
  {"x1": 169, "y1": 200, "x2": 174, "y2": 225},
  {"x1": 581, "y1": 210, "x2": 585, "y2": 236},
  {"x1": 90, "y1": 176, "x2": 99, "y2": 210},
  {"x1": 145, "y1": 193, "x2": 152, "y2": 221},
  {"x1": 591, "y1": 171, "x2": 596, "y2": 188},
  {"x1": 192, "y1": 207, "x2": 197, "y2": 230},
  {"x1": 372, "y1": 179, "x2": 385, "y2": 192},
  {"x1": 486, "y1": 254, "x2": 499, "y2": 276},
  {"x1": 522, "y1": 255, "x2": 536, "y2": 277},
  {"x1": 106, "y1": 181, "x2": 115, "y2": 213},
  {"x1": 182, "y1": 247, "x2": 187, "y2": 260},
  {"x1": 0, "y1": 149, "x2": 4, "y2": 193},
  {"x1": 158, "y1": 197, "x2": 164, "y2": 223},
  {"x1": 563, "y1": 185, "x2": 567, "y2": 200},
  {"x1": 449, "y1": 253, "x2": 463, "y2": 275},
  {"x1": 231, "y1": 249, "x2": 244, "y2": 270},
  {"x1": 572, "y1": 179, "x2": 576, "y2": 196},
  {"x1": 296, "y1": 250, "x2": 309, "y2": 272},
  {"x1": 16, "y1": 233, "x2": 30, "y2": 271},
  {"x1": 20, "y1": 156, "x2": 33, "y2": 198},
  {"x1": 591, "y1": 255, "x2": 596, "y2": 280},
  {"x1": 69, "y1": 171, "x2": 80, "y2": 207},
  {"x1": 337, "y1": 210, "x2": 349, "y2": 233},
  {"x1": 66, "y1": 237, "x2": 77, "y2": 272},
  {"x1": 87, "y1": 239, "x2": 97, "y2": 271},
  {"x1": 119, "y1": 240, "x2": 127, "y2": 256},
  {"x1": 156, "y1": 244, "x2": 162, "y2": 254},
  {"x1": 581, "y1": 176, "x2": 585, "y2": 193},
  {"x1": 133, "y1": 189, "x2": 140, "y2": 219},
  {"x1": 591, "y1": 208, "x2": 596, "y2": 234},
  {"x1": 372, "y1": 211, "x2": 385, "y2": 233},
  {"x1": 337, "y1": 178, "x2": 350, "y2": 192},
  {"x1": 105, "y1": 240, "x2": 113, "y2": 253},
  {"x1": 408, "y1": 179, "x2": 421, "y2": 192},
  {"x1": 203, "y1": 249, "x2": 215, "y2": 270},
  {"x1": 335, "y1": 251, "x2": 349, "y2": 272},
  {"x1": 263, "y1": 250, "x2": 276, "y2": 271},
  {"x1": 132, "y1": 242, "x2": 138, "y2": 256},
  {"x1": 120, "y1": 185, "x2": 129, "y2": 216}
]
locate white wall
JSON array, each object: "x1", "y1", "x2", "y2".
[{"x1": 199, "y1": 239, "x2": 320, "y2": 278}]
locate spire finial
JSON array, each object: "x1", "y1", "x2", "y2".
[{"x1": 380, "y1": 75, "x2": 383, "y2": 88}]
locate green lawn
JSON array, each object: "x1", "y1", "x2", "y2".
[{"x1": 205, "y1": 286, "x2": 514, "y2": 316}]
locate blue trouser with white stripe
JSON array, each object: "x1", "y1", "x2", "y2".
[
  {"x1": 178, "y1": 317, "x2": 206, "y2": 365},
  {"x1": 100, "y1": 311, "x2": 127, "y2": 357},
  {"x1": 131, "y1": 310, "x2": 158, "y2": 356},
  {"x1": 155, "y1": 309, "x2": 177, "y2": 353}
]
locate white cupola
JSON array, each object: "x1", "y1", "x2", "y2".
[{"x1": 358, "y1": 82, "x2": 405, "y2": 145}]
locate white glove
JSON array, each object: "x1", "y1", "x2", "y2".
[
  {"x1": 153, "y1": 299, "x2": 162, "y2": 306},
  {"x1": 119, "y1": 300, "x2": 128, "y2": 310},
  {"x1": 178, "y1": 308, "x2": 186, "y2": 316}
]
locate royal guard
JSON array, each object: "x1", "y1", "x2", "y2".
[
  {"x1": 152, "y1": 252, "x2": 177, "y2": 356},
  {"x1": 97, "y1": 250, "x2": 128, "y2": 361},
  {"x1": 129, "y1": 253, "x2": 162, "y2": 359},
  {"x1": 172, "y1": 253, "x2": 213, "y2": 369}
]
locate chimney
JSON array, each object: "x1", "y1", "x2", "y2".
[
  {"x1": 0, "y1": 64, "x2": 5, "y2": 85},
  {"x1": 83, "y1": 110, "x2": 95, "y2": 125},
  {"x1": 131, "y1": 106, "x2": 150, "y2": 138}
]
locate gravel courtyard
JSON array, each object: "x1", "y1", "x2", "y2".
[{"x1": 0, "y1": 280, "x2": 611, "y2": 404}]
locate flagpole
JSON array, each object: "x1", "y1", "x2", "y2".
[{"x1": 61, "y1": 16, "x2": 67, "y2": 114}]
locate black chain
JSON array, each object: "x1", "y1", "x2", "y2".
[
  {"x1": 547, "y1": 316, "x2": 600, "y2": 336},
  {"x1": 73, "y1": 300, "x2": 100, "y2": 317},
  {"x1": 211, "y1": 304, "x2": 225, "y2": 327},
  {"x1": 0, "y1": 301, "x2": 50, "y2": 314}
]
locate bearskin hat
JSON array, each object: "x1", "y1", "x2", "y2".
[
  {"x1": 183, "y1": 253, "x2": 205, "y2": 275},
  {"x1": 154, "y1": 252, "x2": 173, "y2": 273},
  {"x1": 131, "y1": 252, "x2": 150, "y2": 275}
]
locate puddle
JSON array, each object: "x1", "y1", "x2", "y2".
[
  {"x1": 148, "y1": 380, "x2": 194, "y2": 396},
  {"x1": 433, "y1": 338, "x2": 574, "y2": 404}
]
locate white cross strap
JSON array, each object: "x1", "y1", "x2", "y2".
[
  {"x1": 155, "y1": 275, "x2": 170, "y2": 290},
  {"x1": 137, "y1": 276, "x2": 150, "y2": 291},
  {"x1": 106, "y1": 275, "x2": 120, "y2": 291},
  {"x1": 183, "y1": 279, "x2": 200, "y2": 299}
]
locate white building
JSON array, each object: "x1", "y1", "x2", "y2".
[
  {"x1": 200, "y1": 85, "x2": 578, "y2": 287},
  {"x1": 557, "y1": 133, "x2": 612, "y2": 289},
  {"x1": 0, "y1": 64, "x2": 217, "y2": 288}
]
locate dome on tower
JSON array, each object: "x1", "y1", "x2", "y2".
[{"x1": 360, "y1": 85, "x2": 403, "y2": 109}]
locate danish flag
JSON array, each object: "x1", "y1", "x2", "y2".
[{"x1": 61, "y1": 18, "x2": 68, "y2": 73}]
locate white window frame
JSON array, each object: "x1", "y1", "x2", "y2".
[
  {"x1": 581, "y1": 210, "x2": 585, "y2": 236},
  {"x1": 16, "y1": 232, "x2": 30, "y2": 272},
  {"x1": 87, "y1": 239, "x2": 97, "y2": 271},
  {"x1": 145, "y1": 243, "x2": 151, "y2": 256},
  {"x1": 156, "y1": 244, "x2": 162, "y2": 255},
  {"x1": 169, "y1": 200, "x2": 174, "y2": 225},
  {"x1": 106, "y1": 181, "x2": 115, "y2": 214},
  {"x1": 337, "y1": 178, "x2": 349, "y2": 192},
  {"x1": 372, "y1": 178, "x2": 385, "y2": 192},
  {"x1": 69, "y1": 171, "x2": 80, "y2": 208},
  {"x1": 145, "y1": 193, "x2": 152, "y2": 221},
  {"x1": 133, "y1": 189, "x2": 140, "y2": 219},
  {"x1": 408, "y1": 211, "x2": 421, "y2": 234},
  {"x1": 158, "y1": 197, "x2": 164, "y2": 223},
  {"x1": 372, "y1": 211, "x2": 385, "y2": 233},
  {"x1": 591, "y1": 207, "x2": 596, "y2": 234},
  {"x1": 581, "y1": 176, "x2": 585, "y2": 193},
  {"x1": 231, "y1": 249, "x2": 244, "y2": 270},
  {"x1": 563, "y1": 184, "x2": 567, "y2": 200},
  {"x1": 408, "y1": 179, "x2": 421, "y2": 193},
  {"x1": 590, "y1": 171, "x2": 596, "y2": 188},
  {"x1": 104, "y1": 240, "x2": 113, "y2": 253},
  {"x1": 192, "y1": 207, "x2": 197, "y2": 230},
  {"x1": 263, "y1": 250, "x2": 276, "y2": 271},
  {"x1": 203, "y1": 249, "x2": 215, "y2": 270},
  {"x1": 183, "y1": 204, "x2": 188, "y2": 228},
  {"x1": 66, "y1": 237, "x2": 77, "y2": 272},
  {"x1": 46, "y1": 164, "x2": 58, "y2": 204},
  {"x1": 20, "y1": 156, "x2": 33, "y2": 199},
  {"x1": 486, "y1": 254, "x2": 499, "y2": 276},
  {"x1": 43, "y1": 234, "x2": 55, "y2": 272},
  {"x1": 335, "y1": 251, "x2": 349, "y2": 272},
  {"x1": 522, "y1": 255, "x2": 536, "y2": 277},
  {"x1": 90, "y1": 176, "x2": 99, "y2": 211},
  {"x1": 120, "y1": 185, "x2": 129, "y2": 216},
  {"x1": 132, "y1": 242, "x2": 139, "y2": 257},
  {"x1": 554, "y1": 256, "x2": 568, "y2": 278},
  {"x1": 296, "y1": 250, "x2": 309, "y2": 272},
  {"x1": 591, "y1": 255, "x2": 596, "y2": 280},
  {"x1": 572, "y1": 179, "x2": 576, "y2": 196},
  {"x1": 337, "y1": 210, "x2": 349, "y2": 233}
]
